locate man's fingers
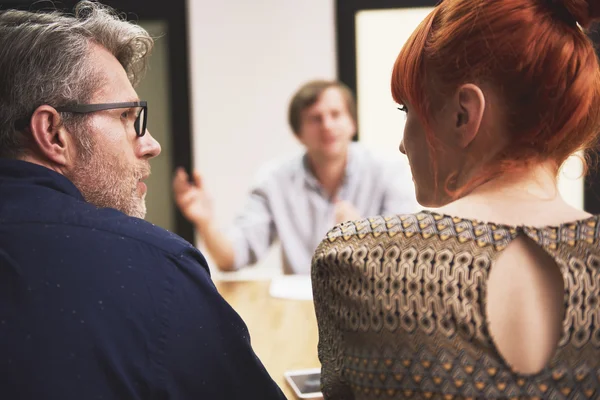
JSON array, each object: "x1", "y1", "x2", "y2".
[
  {"x1": 172, "y1": 168, "x2": 189, "y2": 193},
  {"x1": 192, "y1": 170, "x2": 203, "y2": 189},
  {"x1": 334, "y1": 203, "x2": 344, "y2": 221},
  {"x1": 175, "y1": 167, "x2": 188, "y2": 179},
  {"x1": 177, "y1": 190, "x2": 197, "y2": 208},
  {"x1": 335, "y1": 200, "x2": 350, "y2": 209},
  {"x1": 334, "y1": 201, "x2": 360, "y2": 224}
]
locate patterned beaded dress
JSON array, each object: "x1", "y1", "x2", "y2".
[{"x1": 312, "y1": 210, "x2": 600, "y2": 399}]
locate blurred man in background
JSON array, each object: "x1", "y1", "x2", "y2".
[
  {"x1": 174, "y1": 79, "x2": 417, "y2": 274},
  {"x1": 0, "y1": 2, "x2": 285, "y2": 398}
]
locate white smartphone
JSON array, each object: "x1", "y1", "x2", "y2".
[{"x1": 283, "y1": 368, "x2": 323, "y2": 399}]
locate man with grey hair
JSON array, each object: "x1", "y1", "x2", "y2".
[{"x1": 0, "y1": 2, "x2": 285, "y2": 399}]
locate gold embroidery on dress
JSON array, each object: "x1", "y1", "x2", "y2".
[{"x1": 312, "y1": 211, "x2": 600, "y2": 399}]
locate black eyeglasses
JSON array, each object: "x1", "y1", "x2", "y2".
[
  {"x1": 56, "y1": 101, "x2": 148, "y2": 137},
  {"x1": 14, "y1": 101, "x2": 148, "y2": 137}
]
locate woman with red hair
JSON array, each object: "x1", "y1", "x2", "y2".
[{"x1": 311, "y1": 0, "x2": 600, "y2": 398}]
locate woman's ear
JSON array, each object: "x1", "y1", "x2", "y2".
[{"x1": 454, "y1": 83, "x2": 485, "y2": 148}]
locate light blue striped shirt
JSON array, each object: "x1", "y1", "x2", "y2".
[{"x1": 226, "y1": 143, "x2": 418, "y2": 274}]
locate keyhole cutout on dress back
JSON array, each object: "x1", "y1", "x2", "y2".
[{"x1": 486, "y1": 235, "x2": 565, "y2": 375}]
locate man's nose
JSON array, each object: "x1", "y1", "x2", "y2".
[
  {"x1": 140, "y1": 129, "x2": 162, "y2": 159},
  {"x1": 322, "y1": 115, "x2": 335, "y2": 131}
]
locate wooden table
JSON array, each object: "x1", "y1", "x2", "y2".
[{"x1": 215, "y1": 280, "x2": 321, "y2": 399}]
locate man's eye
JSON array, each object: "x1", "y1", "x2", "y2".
[{"x1": 121, "y1": 111, "x2": 130, "y2": 119}]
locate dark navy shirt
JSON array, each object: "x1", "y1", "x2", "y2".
[{"x1": 0, "y1": 159, "x2": 286, "y2": 400}]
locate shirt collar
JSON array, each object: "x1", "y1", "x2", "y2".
[
  {"x1": 300, "y1": 142, "x2": 360, "y2": 190},
  {"x1": 0, "y1": 158, "x2": 85, "y2": 201}
]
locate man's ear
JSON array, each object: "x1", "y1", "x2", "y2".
[
  {"x1": 28, "y1": 105, "x2": 73, "y2": 166},
  {"x1": 453, "y1": 83, "x2": 485, "y2": 148},
  {"x1": 349, "y1": 116, "x2": 357, "y2": 138}
]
